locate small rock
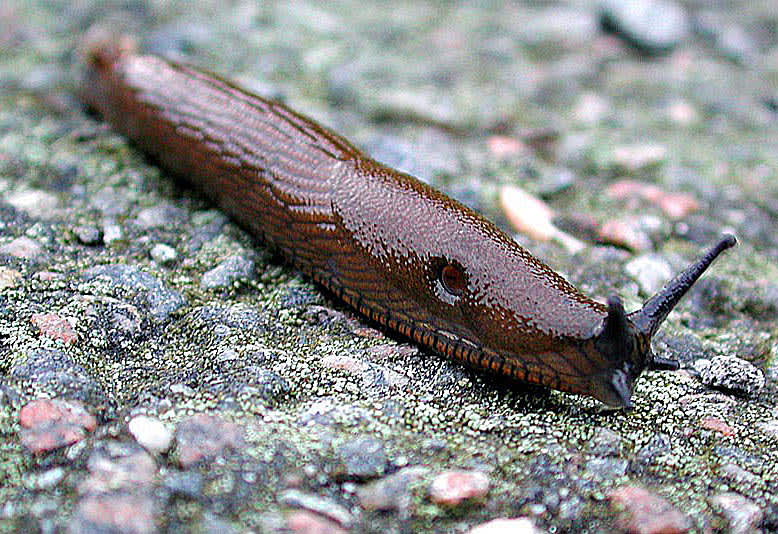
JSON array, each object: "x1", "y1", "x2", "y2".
[
  {"x1": 0, "y1": 267, "x2": 22, "y2": 290},
  {"x1": 468, "y1": 517, "x2": 545, "y2": 534},
  {"x1": 128, "y1": 415, "x2": 173, "y2": 454},
  {"x1": 710, "y1": 492, "x2": 763, "y2": 534},
  {"x1": 200, "y1": 255, "x2": 255, "y2": 289},
  {"x1": 625, "y1": 254, "x2": 673, "y2": 296},
  {"x1": 0, "y1": 236, "x2": 47, "y2": 261},
  {"x1": 35, "y1": 467, "x2": 66, "y2": 489},
  {"x1": 81, "y1": 264, "x2": 186, "y2": 323},
  {"x1": 610, "y1": 144, "x2": 668, "y2": 173},
  {"x1": 80, "y1": 442, "x2": 157, "y2": 494},
  {"x1": 102, "y1": 221, "x2": 123, "y2": 244},
  {"x1": 335, "y1": 436, "x2": 388, "y2": 480},
  {"x1": 693, "y1": 355, "x2": 765, "y2": 397},
  {"x1": 286, "y1": 510, "x2": 347, "y2": 534},
  {"x1": 609, "y1": 486, "x2": 691, "y2": 534},
  {"x1": 598, "y1": 218, "x2": 653, "y2": 252},
  {"x1": 69, "y1": 493, "x2": 156, "y2": 534},
  {"x1": 150, "y1": 243, "x2": 177, "y2": 265},
  {"x1": 573, "y1": 92, "x2": 611, "y2": 124},
  {"x1": 599, "y1": 0, "x2": 689, "y2": 54},
  {"x1": 700, "y1": 416, "x2": 734, "y2": 437},
  {"x1": 6, "y1": 189, "x2": 60, "y2": 218},
  {"x1": 134, "y1": 204, "x2": 185, "y2": 229},
  {"x1": 279, "y1": 489, "x2": 353, "y2": 528},
  {"x1": 607, "y1": 179, "x2": 699, "y2": 220},
  {"x1": 487, "y1": 136, "x2": 526, "y2": 159},
  {"x1": 74, "y1": 225, "x2": 102, "y2": 245},
  {"x1": 19, "y1": 399, "x2": 97, "y2": 455},
  {"x1": 665, "y1": 100, "x2": 698, "y2": 126},
  {"x1": 175, "y1": 414, "x2": 245, "y2": 468},
  {"x1": 10, "y1": 348, "x2": 101, "y2": 399},
  {"x1": 31, "y1": 312, "x2": 78, "y2": 345},
  {"x1": 429, "y1": 470, "x2": 490, "y2": 507},
  {"x1": 357, "y1": 466, "x2": 429, "y2": 512}
]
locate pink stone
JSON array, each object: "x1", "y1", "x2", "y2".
[
  {"x1": 700, "y1": 416, "x2": 734, "y2": 437},
  {"x1": 429, "y1": 469, "x2": 490, "y2": 506},
  {"x1": 19, "y1": 399, "x2": 97, "y2": 455},
  {"x1": 286, "y1": 510, "x2": 347, "y2": 534},
  {"x1": 175, "y1": 414, "x2": 245, "y2": 468},
  {"x1": 609, "y1": 486, "x2": 691, "y2": 534},
  {"x1": 31, "y1": 313, "x2": 78, "y2": 345}
]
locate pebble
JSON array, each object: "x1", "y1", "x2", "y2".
[
  {"x1": 150, "y1": 243, "x2": 177, "y2": 265},
  {"x1": 68, "y1": 493, "x2": 156, "y2": 534},
  {"x1": 573, "y1": 92, "x2": 611, "y2": 124},
  {"x1": 625, "y1": 254, "x2": 673, "y2": 296},
  {"x1": 31, "y1": 312, "x2": 78, "y2": 345},
  {"x1": 486, "y1": 135, "x2": 526, "y2": 159},
  {"x1": 175, "y1": 414, "x2": 246, "y2": 468},
  {"x1": 81, "y1": 264, "x2": 186, "y2": 323},
  {"x1": 598, "y1": 218, "x2": 653, "y2": 252},
  {"x1": 693, "y1": 355, "x2": 765, "y2": 397},
  {"x1": 357, "y1": 466, "x2": 429, "y2": 512},
  {"x1": 74, "y1": 225, "x2": 102, "y2": 245},
  {"x1": 10, "y1": 348, "x2": 102, "y2": 399},
  {"x1": 699, "y1": 416, "x2": 734, "y2": 437},
  {"x1": 429, "y1": 470, "x2": 490, "y2": 507},
  {"x1": 102, "y1": 221, "x2": 123, "y2": 244},
  {"x1": 128, "y1": 415, "x2": 174, "y2": 454},
  {"x1": 286, "y1": 510, "x2": 347, "y2": 534},
  {"x1": 19, "y1": 398, "x2": 97, "y2": 455},
  {"x1": 6, "y1": 189, "x2": 60, "y2": 218},
  {"x1": 599, "y1": 0, "x2": 689, "y2": 54},
  {"x1": 468, "y1": 517, "x2": 545, "y2": 534},
  {"x1": 610, "y1": 144, "x2": 668, "y2": 173},
  {"x1": 0, "y1": 236, "x2": 48, "y2": 261},
  {"x1": 606, "y1": 180, "x2": 699, "y2": 219},
  {"x1": 0, "y1": 266, "x2": 22, "y2": 290},
  {"x1": 609, "y1": 486, "x2": 691, "y2": 534},
  {"x1": 279, "y1": 489, "x2": 353, "y2": 528},
  {"x1": 200, "y1": 255, "x2": 255, "y2": 289},
  {"x1": 335, "y1": 436, "x2": 388, "y2": 480},
  {"x1": 134, "y1": 204, "x2": 185, "y2": 229},
  {"x1": 79, "y1": 442, "x2": 157, "y2": 494},
  {"x1": 710, "y1": 492, "x2": 763, "y2": 534}
]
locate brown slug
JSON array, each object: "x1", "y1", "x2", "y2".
[{"x1": 80, "y1": 39, "x2": 736, "y2": 408}]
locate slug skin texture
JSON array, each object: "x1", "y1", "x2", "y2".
[{"x1": 81, "y1": 39, "x2": 735, "y2": 408}]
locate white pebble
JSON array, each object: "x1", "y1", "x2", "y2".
[{"x1": 129, "y1": 415, "x2": 173, "y2": 454}]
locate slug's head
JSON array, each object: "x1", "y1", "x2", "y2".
[{"x1": 590, "y1": 234, "x2": 737, "y2": 408}]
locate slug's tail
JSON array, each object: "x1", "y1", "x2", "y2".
[{"x1": 630, "y1": 234, "x2": 737, "y2": 340}]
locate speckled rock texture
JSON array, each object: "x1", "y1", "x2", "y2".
[{"x1": 1, "y1": 1, "x2": 778, "y2": 533}]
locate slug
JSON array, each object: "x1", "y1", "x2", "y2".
[{"x1": 80, "y1": 39, "x2": 736, "y2": 408}]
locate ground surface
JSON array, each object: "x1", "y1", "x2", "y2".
[{"x1": 1, "y1": 1, "x2": 778, "y2": 533}]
